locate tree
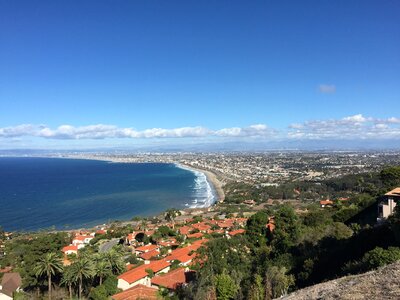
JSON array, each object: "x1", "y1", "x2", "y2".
[
  {"x1": 265, "y1": 266, "x2": 294, "y2": 298},
  {"x1": 213, "y1": 272, "x2": 238, "y2": 300},
  {"x1": 164, "y1": 208, "x2": 181, "y2": 229},
  {"x1": 103, "y1": 250, "x2": 125, "y2": 275},
  {"x1": 71, "y1": 257, "x2": 94, "y2": 299},
  {"x1": 33, "y1": 252, "x2": 63, "y2": 299},
  {"x1": 60, "y1": 265, "x2": 76, "y2": 299},
  {"x1": 380, "y1": 167, "x2": 400, "y2": 188},
  {"x1": 94, "y1": 260, "x2": 111, "y2": 285},
  {"x1": 248, "y1": 274, "x2": 265, "y2": 300},
  {"x1": 362, "y1": 247, "x2": 400, "y2": 269},
  {"x1": 246, "y1": 211, "x2": 269, "y2": 246},
  {"x1": 89, "y1": 285, "x2": 108, "y2": 300},
  {"x1": 270, "y1": 205, "x2": 300, "y2": 253}
]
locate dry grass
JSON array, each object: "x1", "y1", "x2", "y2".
[{"x1": 280, "y1": 261, "x2": 400, "y2": 300}]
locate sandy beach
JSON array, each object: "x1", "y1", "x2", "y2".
[{"x1": 178, "y1": 164, "x2": 225, "y2": 203}]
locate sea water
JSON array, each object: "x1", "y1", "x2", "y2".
[{"x1": 0, "y1": 157, "x2": 215, "y2": 231}]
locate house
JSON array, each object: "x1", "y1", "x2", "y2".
[
  {"x1": 112, "y1": 284, "x2": 158, "y2": 300},
  {"x1": 96, "y1": 229, "x2": 107, "y2": 235},
  {"x1": 187, "y1": 232, "x2": 203, "y2": 239},
  {"x1": 243, "y1": 199, "x2": 256, "y2": 206},
  {"x1": 135, "y1": 244, "x2": 159, "y2": 256},
  {"x1": 320, "y1": 200, "x2": 333, "y2": 208},
  {"x1": 151, "y1": 267, "x2": 195, "y2": 290},
  {"x1": 139, "y1": 249, "x2": 160, "y2": 261},
  {"x1": 178, "y1": 226, "x2": 192, "y2": 236},
  {"x1": 158, "y1": 238, "x2": 178, "y2": 248},
  {"x1": 228, "y1": 229, "x2": 245, "y2": 236},
  {"x1": 0, "y1": 272, "x2": 22, "y2": 300},
  {"x1": 165, "y1": 239, "x2": 207, "y2": 266},
  {"x1": 378, "y1": 187, "x2": 400, "y2": 220},
  {"x1": 72, "y1": 235, "x2": 94, "y2": 246},
  {"x1": 192, "y1": 222, "x2": 211, "y2": 232},
  {"x1": 117, "y1": 260, "x2": 170, "y2": 290},
  {"x1": 62, "y1": 245, "x2": 78, "y2": 256}
]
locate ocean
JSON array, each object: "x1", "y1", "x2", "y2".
[{"x1": 0, "y1": 157, "x2": 216, "y2": 231}]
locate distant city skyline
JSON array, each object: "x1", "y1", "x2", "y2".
[{"x1": 1, "y1": 1, "x2": 399, "y2": 149}]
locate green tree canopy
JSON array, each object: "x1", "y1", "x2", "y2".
[
  {"x1": 33, "y1": 252, "x2": 63, "y2": 299},
  {"x1": 213, "y1": 272, "x2": 238, "y2": 300}
]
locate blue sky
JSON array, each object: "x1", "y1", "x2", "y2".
[{"x1": 0, "y1": 1, "x2": 399, "y2": 149}]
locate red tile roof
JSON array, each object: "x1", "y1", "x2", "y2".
[
  {"x1": 228, "y1": 229, "x2": 245, "y2": 236},
  {"x1": 0, "y1": 266, "x2": 13, "y2": 273},
  {"x1": 112, "y1": 284, "x2": 158, "y2": 300},
  {"x1": 118, "y1": 260, "x2": 170, "y2": 284},
  {"x1": 179, "y1": 226, "x2": 192, "y2": 235},
  {"x1": 165, "y1": 239, "x2": 207, "y2": 264},
  {"x1": 320, "y1": 200, "x2": 333, "y2": 205},
  {"x1": 139, "y1": 249, "x2": 160, "y2": 261},
  {"x1": 158, "y1": 239, "x2": 178, "y2": 247},
  {"x1": 192, "y1": 222, "x2": 211, "y2": 231},
  {"x1": 187, "y1": 232, "x2": 203, "y2": 239},
  {"x1": 151, "y1": 268, "x2": 189, "y2": 290},
  {"x1": 62, "y1": 245, "x2": 78, "y2": 253},
  {"x1": 73, "y1": 235, "x2": 93, "y2": 242},
  {"x1": 135, "y1": 244, "x2": 159, "y2": 253}
]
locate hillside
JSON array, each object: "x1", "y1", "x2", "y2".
[{"x1": 280, "y1": 261, "x2": 400, "y2": 300}]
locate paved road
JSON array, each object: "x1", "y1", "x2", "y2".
[{"x1": 99, "y1": 238, "x2": 120, "y2": 253}]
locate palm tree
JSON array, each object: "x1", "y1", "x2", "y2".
[
  {"x1": 34, "y1": 252, "x2": 63, "y2": 299},
  {"x1": 94, "y1": 260, "x2": 111, "y2": 285},
  {"x1": 71, "y1": 257, "x2": 94, "y2": 299},
  {"x1": 103, "y1": 250, "x2": 125, "y2": 275},
  {"x1": 60, "y1": 265, "x2": 76, "y2": 299},
  {"x1": 165, "y1": 208, "x2": 181, "y2": 229}
]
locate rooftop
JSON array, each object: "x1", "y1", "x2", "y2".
[
  {"x1": 118, "y1": 260, "x2": 170, "y2": 284},
  {"x1": 151, "y1": 268, "x2": 194, "y2": 290},
  {"x1": 112, "y1": 284, "x2": 158, "y2": 300},
  {"x1": 385, "y1": 187, "x2": 400, "y2": 197}
]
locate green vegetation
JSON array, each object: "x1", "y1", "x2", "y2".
[
  {"x1": 182, "y1": 166, "x2": 400, "y2": 299},
  {"x1": 1, "y1": 166, "x2": 399, "y2": 299},
  {"x1": 0, "y1": 232, "x2": 124, "y2": 299}
]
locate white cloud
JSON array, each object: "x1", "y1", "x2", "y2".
[
  {"x1": 342, "y1": 114, "x2": 367, "y2": 123},
  {"x1": 387, "y1": 117, "x2": 400, "y2": 124},
  {"x1": 215, "y1": 124, "x2": 273, "y2": 137},
  {"x1": 288, "y1": 114, "x2": 400, "y2": 140},
  {"x1": 319, "y1": 84, "x2": 336, "y2": 94},
  {"x1": 1, "y1": 115, "x2": 399, "y2": 143},
  {"x1": 0, "y1": 124, "x2": 274, "y2": 140}
]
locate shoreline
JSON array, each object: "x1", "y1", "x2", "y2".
[{"x1": 176, "y1": 163, "x2": 225, "y2": 204}]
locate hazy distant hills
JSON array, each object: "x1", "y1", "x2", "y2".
[{"x1": 1, "y1": 138, "x2": 400, "y2": 155}]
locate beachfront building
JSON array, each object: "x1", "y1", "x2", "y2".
[{"x1": 378, "y1": 187, "x2": 400, "y2": 220}]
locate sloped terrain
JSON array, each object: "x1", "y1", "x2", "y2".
[{"x1": 280, "y1": 261, "x2": 400, "y2": 300}]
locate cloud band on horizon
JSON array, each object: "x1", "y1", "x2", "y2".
[{"x1": 0, "y1": 115, "x2": 399, "y2": 141}]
